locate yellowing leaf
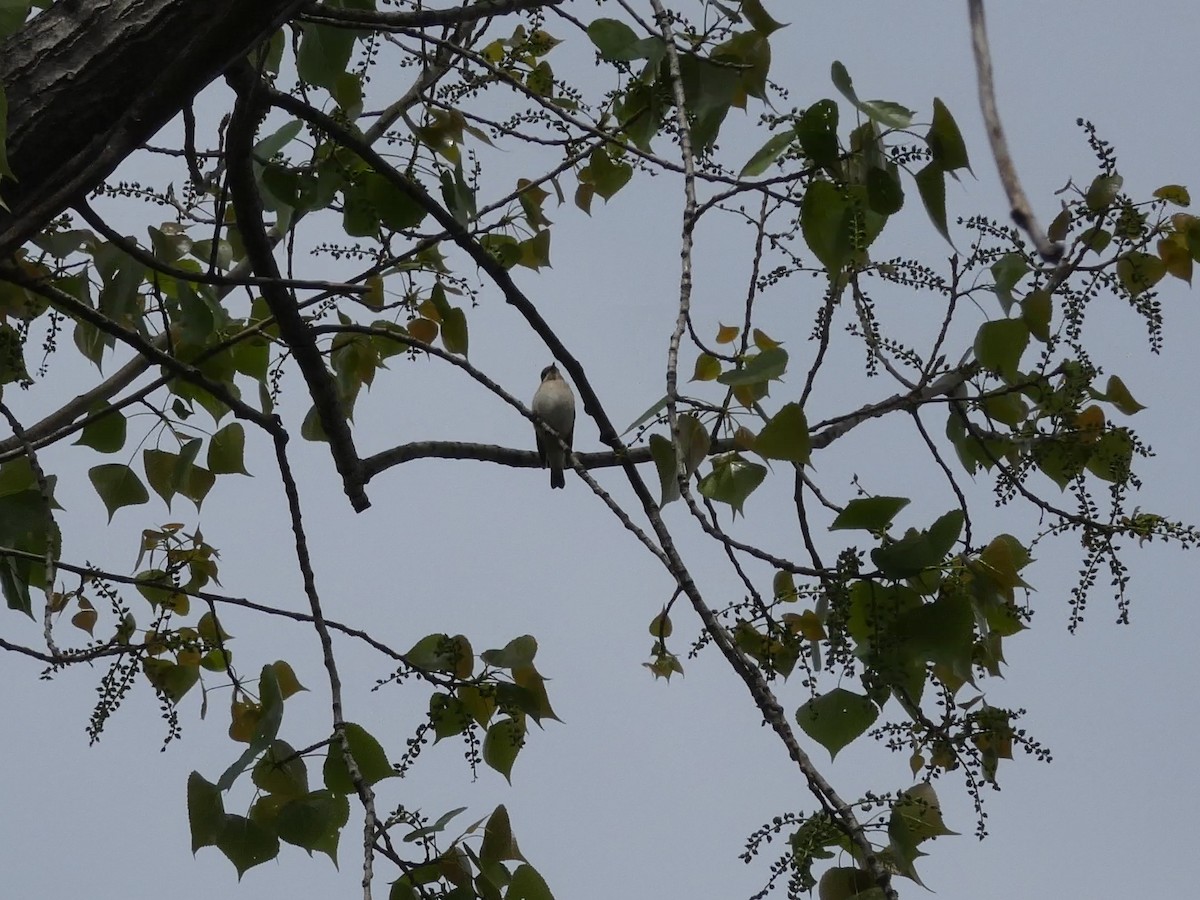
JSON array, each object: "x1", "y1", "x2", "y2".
[
  {"x1": 1074, "y1": 405, "x2": 1105, "y2": 443},
  {"x1": 1105, "y1": 375, "x2": 1146, "y2": 415},
  {"x1": 691, "y1": 353, "x2": 721, "y2": 381},
  {"x1": 1153, "y1": 184, "x2": 1190, "y2": 207},
  {"x1": 715, "y1": 323, "x2": 739, "y2": 344},
  {"x1": 1158, "y1": 236, "x2": 1193, "y2": 284},
  {"x1": 407, "y1": 317, "x2": 438, "y2": 344},
  {"x1": 363, "y1": 274, "x2": 384, "y2": 309},
  {"x1": 752, "y1": 328, "x2": 781, "y2": 350}
]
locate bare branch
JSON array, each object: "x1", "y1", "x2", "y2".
[
  {"x1": 967, "y1": 0, "x2": 1063, "y2": 262},
  {"x1": 226, "y1": 65, "x2": 369, "y2": 512}
]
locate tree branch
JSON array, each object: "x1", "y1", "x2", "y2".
[
  {"x1": 967, "y1": 0, "x2": 1062, "y2": 262},
  {"x1": 300, "y1": 0, "x2": 565, "y2": 31},
  {"x1": 0, "y1": 0, "x2": 311, "y2": 255},
  {"x1": 225, "y1": 65, "x2": 370, "y2": 512}
]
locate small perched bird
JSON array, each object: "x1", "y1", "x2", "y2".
[{"x1": 532, "y1": 363, "x2": 575, "y2": 489}]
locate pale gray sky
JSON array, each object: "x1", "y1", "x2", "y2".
[{"x1": 2, "y1": 3, "x2": 1198, "y2": 899}]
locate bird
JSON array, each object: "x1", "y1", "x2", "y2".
[{"x1": 532, "y1": 363, "x2": 575, "y2": 489}]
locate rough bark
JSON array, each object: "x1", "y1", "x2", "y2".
[{"x1": 0, "y1": 0, "x2": 308, "y2": 255}]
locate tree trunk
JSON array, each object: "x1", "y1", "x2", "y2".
[{"x1": 0, "y1": 0, "x2": 308, "y2": 255}]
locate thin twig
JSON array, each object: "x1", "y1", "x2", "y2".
[{"x1": 270, "y1": 431, "x2": 377, "y2": 900}]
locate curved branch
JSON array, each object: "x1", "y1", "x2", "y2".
[
  {"x1": 226, "y1": 66, "x2": 369, "y2": 512},
  {"x1": 967, "y1": 0, "x2": 1062, "y2": 262}
]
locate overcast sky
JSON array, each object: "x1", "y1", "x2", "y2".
[{"x1": 2, "y1": 3, "x2": 1198, "y2": 899}]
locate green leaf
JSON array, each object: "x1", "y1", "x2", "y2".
[
  {"x1": 1105, "y1": 375, "x2": 1145, "y2": 415},
  {"x1": 88, "y1": 463, "x2": 149, "y2": 522},
  {"x1": 480, "y1": 634, "x2": 536, "y2": 670},
  {"x1": 974, "y1": 318, "x2": 1029, "y2": 384},
  {"x1": 513, "y1": 664, "x2": 559, "y2": 724},
  {"x1": 507, "y1": 863, "x2": 555, "y2": 900},
  {"x1": 896, "y1": 592, "x2": 975, "y2": 679},
  {"x1": 716, "y1": 347, "x2": 788, "y2": 386},
  {"x1": 252, "y1": 740, "x2": 309, "y2": 798},
  {"x1": 143, "y1": 448, "x2": 178, "y2": 507},
  {"x1": 441, "y1": 307, "x2": 469, "y2": 356},
  {"x1": 371, "y1": 174, "x2": 428, "y2": 231},
  {"x1": 795, "y1": 99, "x2": 839, "y2": 170},
  {"x1": 517, "y1": 230, "x2": 552, "y2": 270},
  {"x1": 323, "y1": 722, "x2": 396, "y2": 794},
  {"x1": 891, "y1": 783, "x2": 957, "y2": 844},
  {"x1": 254, "y1": 120, "x2": 303, "y2": 163},
  {"x1": 830, "y1": 61, "x2": 914, "y2": 128},
  {"x1": 741, "y1": 0, "x2": 787, "y2": 35},
  {"x1": 1085, "y1": 173, "x2": 1124, "y2": 211},
  {"x1": 677, "y1": 52, "x2": 738, "y2": 151},
  {"x1": 1087, "y1": 428, "x2": 1134, "y2": 483},
  {"x1": 990, "y1": 252, "x2": 1029, "y2": 313},
  {"x1": 0, "y1": 323, "x2": 29, "y2": 383},
  {"x1": 588, "y1": 148, "x2": 633, "y2": 199},
  {"x1": 216, "y1": 813, "x2": 280, "y2": 878},
  {"x1": 187, "y1": 772, "x2": 225, "y2": 853},
  {"x1": 1116, "y1": 251, "x2": 1166, "y2": 296},
  {"x1": 1034, "y1": 437, "x2": 1088, "y2": 490},
  {"x1": 406, "y1": 633, "x2": 474, "y2": 676},
  {"x1": 927, "y1": 98, "x2": 970, "y2": 172},
  {"x1": 801, "y1": 180, "x2": 852, "y2": 272},
  {"x1": 741, "y1": 130, "x2": 796, "y2": 177},
  {"x1": 915, "y1": 162, "x2": 950, "y2": 244},
  {"x1": 817, "y1": 867, "x2": 878, "y2": 900},
  {"x1": 143, "y1": 658, "x2": 199, "y2": 703},
  {"x1": 483, "y1": 717, "x2": 526, "y2": 783},
  {"x1": 587, "y1": 18, "x2": 643, "y2": 61},
  {"x1": 795, "y1": 688, "x2": 878, "y2": 759},
  {"x1": 1021, "y1": 289, "x2": 1052, "y2": 343},
  {"x1": 297, "y1": 22, "x2": 358, "y2": 91},
  {"x1": 526, "y1": 60, "x2": 554, "y2": 97},
  {"x1": 697, "y1": 453, "x2": 767, "y2": 516},
  {"x1": 218, "y1": 665, "x2": 284, "y2": 791},
  {"x1": 480, "y1": 804, "x2": 525, "y2": 864},
  {"x1": 74, "y1": 406, "x2": 127, "y2": 453},
  {"x1": 871, "y1": 510, "x2": 964, "y2": 578},
  {"x1": 649, "y1": 433, "x2": 681, "y2": 506},
  {"x1": 429, "y1": 693, "x2": 469, "y2": 741},
  {"x1": 865, "y1": 165, "x2": 904, "y2": 216},
  {"x1": 208, "y1": 423, "x2": 250, "y2": 475},
  {"x1": 755, "y1": 402, "x2": 810, "y2": 463},
  {"x1": 676, "y1": 413, "x2": 712, "y2": 477},
  {"x1": 830, "y1": 496, "x2": 910, "y2": 532},
  {"x1": 276, "y1": 790, "x2": 350, "y2": 863},
  {"x1": 403, "y1": 806, "x2": 468, "y2": 844}
]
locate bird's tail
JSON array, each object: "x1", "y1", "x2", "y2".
[{"x1": 551, "y1": 468, "x2": 565, "y2": 489}]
